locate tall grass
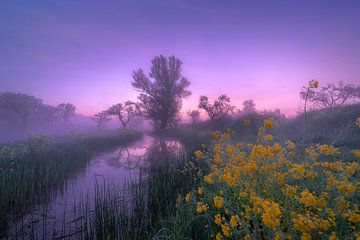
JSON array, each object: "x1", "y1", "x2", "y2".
[{"x1": 0, "y1": 129, "x2": 142, "y2": 235}]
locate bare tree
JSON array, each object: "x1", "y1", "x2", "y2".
[
  {"x1": 92, "y1": 111, "x2": 111, "y2": 129},
  {"x1": 107, "y1": 101, "x2": 140, "y2": 128},
  {"x1": 242, "y1": 99, "x2": 256, "y2": 113},
  {"x1": 300, "y1": 82, "x2": 360, "y2": 109},
  {"x1": 56, "y1": 103, "x2": 76, "y2": 124},
  {"x1": 187, "y1": 110, "x2": 200, "y2": 124},
  {"x1": 0, "y1": 92, "x2": 42, "y2": 129},
  {"x1": 198, "y1": 94, "x2": 235, "y2": 120},
  {"x1": 132, "y1": 55, "x2": 191, "y2": 130}
]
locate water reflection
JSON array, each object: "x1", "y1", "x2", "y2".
[{"x1": 8, "y1": 135, "x2": 184, "y2": 239}]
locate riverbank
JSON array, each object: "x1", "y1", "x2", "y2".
[{"x1": 0, "y1": 129, "x2": 142, "y2": 235}]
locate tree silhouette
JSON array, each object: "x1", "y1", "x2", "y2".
[
  {"x1": 92, "y1": 111, "x2": 111, "y2": 129},
  {"x1": 56, "y1": 103, "x2": 76, "y2": 124},
  {"x1": 242, "y1": 100, "x2": 256, "y2": 113},
  {"x1": 0, "y1": 92, "x2": 42, "y2": 129},
  {"x1": 300, "y1": 82, "x2": 360, "y2": 109},
  {"x1": 198, "y1": 94, "x2": 235, "y2": 120},
  {"x1": 187, "y1": 110, "x2": 200, "y2": 124},
  {"x1": 107, "y1": 101, "x2": 140, "y2": 128},
  {"x1": 132, "y1": 55, "x2": 191, "y2": 130}
]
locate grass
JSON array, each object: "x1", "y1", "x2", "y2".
[
  {"x1": 0, "y1": 128, "x2": 142, "y2": 235},
  {"x1": 2, "y1": 107, "x2": 360, "y2": 239}
]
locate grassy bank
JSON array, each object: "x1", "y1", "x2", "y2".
[
  {"x1": 0, "y1": 129, "x2": 142, "y2": 234},
  {"x1": 69, "y1": 119, "x2": 360, "y2": 240},
  {"x1": 161, "y1": 120, "x2": 360, "y2": 240}
]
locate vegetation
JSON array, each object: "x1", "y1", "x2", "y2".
[
  {"x1": 0, "y1": 129, "x2": 142, "y2": 235},
  {"x1": 106, "y1": 101, "x2": 141, "y2": 128},
  {"x1": 158, "y1": 119, "x2": 360, "y2": 240},
  {"x1": 132, "y1": 55, "x2": 191, "y2": 130},
  {"x1": 199, "y1": 94, "x2": 236, "y2": 121},
  {"x1": 56, "y1": 103, "x2": 76, "y2": 124},
  {"x1": 0, "y1": 92, "x2": 44, "y2": 130}
]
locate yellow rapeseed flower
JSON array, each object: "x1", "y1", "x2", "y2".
[
  {"x1": 264, "y1": 118, "x2": 274, "y2": 129},
  {"x1": 264, "y1": 134, "x2": 273, "y2": 142},
  {"x1": 230, "y1": 215, "x2": 240, "y2": 228},
  {"x1": 243, "y1": 119, "x2": 251, "y2": 126},
  {"x1": 185, "y1": 193, "x2": 191, "y2": 203},
  {"x1": 194, "y1": 150, "x2": 203, "y2": 159},
  {"x1": 352, "y1": 149, "x2": 360, "y2": 158},
  {"x1": 214, "y1": 214, "x2": 222, "y2": 225},
  {"x1": 214, "y1": 196, "x2": 224, "y2": 209},
  {"x1": 196, "y1": 202, "x2": 208, "y2": 214},
  {"x1": 221, "y1": 223, "x2": 231, "y2": 238},
  {"x1": 299, "y1": 189, "x2": 318, "y2": 207}
]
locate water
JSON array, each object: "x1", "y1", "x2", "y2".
[{"x1": 7, "y1": 135, "x2": 184, "y2": 239}]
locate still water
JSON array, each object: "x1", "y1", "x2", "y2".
[{"x1": 9, "y1": 135, "x2": 184, "y2": 239}]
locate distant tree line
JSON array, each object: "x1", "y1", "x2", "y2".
[
  {"x1": 3, "y1": 55, "x2": 359, "y2": 132},
  {"x1": 0, "y1": 92, "x2": 76, "y2": 130}
]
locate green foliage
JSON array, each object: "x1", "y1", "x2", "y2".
[{"x1": 0, "y1": 129, "x2": 142, "y2": 234}]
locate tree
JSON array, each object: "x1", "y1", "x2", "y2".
[
  {"x1": 132, "y1": 55, "x2": 191, "y2": 130},
  {"x1": 56, "y1": 103, "x2": 76, "y2": 124},
  {"x1": 0, "y1": 92, "x2": 42, "y2": 129},
  {"x1": 198, "y1": 94, "x2": 235, "y2": 120},
  {"x1": 242, "y1": 100, "x2": 256, "y2": 113},
  {"x1": 92, "y1": 111, "x2": 111, "y2": 128},
  {"x1": 107, "y1": 101, "x2": 140, "y2": 128},
  {"x1": 187, "y1": 110, "x2": 200, "y2": 124},
  {"x1": 300, "y1": 82, "x2": 360, "y2": 109}
]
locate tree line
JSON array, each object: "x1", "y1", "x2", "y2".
[{"x1": 1, "y1": 55, "x2": 360, "y2": 132}]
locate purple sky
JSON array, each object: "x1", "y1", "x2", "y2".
[{"x1": 1, "y1": 0, "x2": 359, "y2": 116}]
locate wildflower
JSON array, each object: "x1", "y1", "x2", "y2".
[
  {"x1": 197, "y1": 187, "x2": 204, "y2": 195},
  {"x1": 329, "y1": 232, "x2": 338, "y2": 240},
  {"x1": 239, "y1": 191, "x2": 248, "y2": 198},
  {"x1": 347, "y1": 212, "x2": 360, "y2": 223},
  {"x1": 204, "y1": 173, "x2": 214, "y2": 184},
  {"x1": 301, "y1": 233, "x2": 312, "y2": 240},
  {"x1": 337, "y1": 181, "x2": 356, "y2": 196},
  {"x1": 196, "y1": 202, "x2": 208, "y2": 213},
  {"x1": 299, "y1": 189, "x2": 318, "y2": 207},
  {"x1": 352, "y1": 149, "x2": 360, "y2": 158},
  {"x1": 261, "y1": 200, "x2": 281, "y2": 230},
  {"x1": 264, "y1": 134, "x2": 273, "y2": 142},
  {"x1": 216, "y1": 232, "x2": 222, "y2": 240},
  {"x1": 318, "y1": 144, "x2": 340, "y2": 155},
  {"x1": 243, "y1": 119, "x2": 251, "y2": 126},
  {"x1": 293, "y1": 214, "x2": 317, "y2": 233},
  {"x1": 214, "y1": 196, "x2": 224, "y2": 209},
  {"x1": 221, "y1": 223, "x2": 231, "y2": 238},
  {"x1": 211, "y1": 131, "x2": 220, "y2": 140},
  {"x1": 309, "y1": 79, "x2": 319, "y2": 88},
  {"x1": 214, "y1": 153, "x2": 222, "y2": 164},
  {"x1": 356, "y1": 117, "x2": 360, "y2": 127},
  {"x1": 194, "y1": 150, "x2": 203, "y2": 159},
  {"x1": 230, "y1": 215, "x2": 240, "y2": 228},
  {"x1": 286, "y1": 140, "x2": 295, "y2": 150},
  {"x1": 305, "y1": 146, "x2": 319, "y2": 159},
  {"x1": 185, "y1": 193, "x2": 191, "y2": 203},
  {"x1": 214, "y1": 214, "x2": 222, "y2": 225},
  {"x1": 264, "y1": 118, "x2": 274, "y2": 129}
]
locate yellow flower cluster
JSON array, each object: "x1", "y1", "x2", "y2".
[
  {"x1": 263, "y1": 118, "x2": 274, "y2": 129},
  {"x1": 309, "y1": 79, "x2": 319, "y2": 88},
  {"x1": 195, "y1": 150, "x2": 204, "y2": 159},
  {"x1": 179, "y1": 119, "x2": 359, "y2": 239},
  {"x1": 243, "y1": 119, "x2": 251, "y2": 126},
  {"x1": 356, "y1": 117, "x2": 360, "y2": 127}
]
